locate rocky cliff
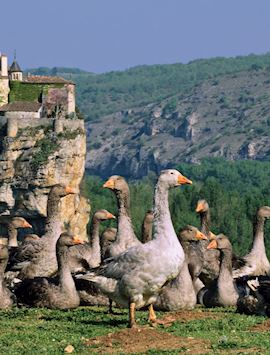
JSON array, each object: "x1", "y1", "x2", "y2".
[
  {"x1": 85, "y1": 68, "x2": 270, "y2": 178},
  {"x1": 0, "y1": 117, "x2": 90, "y2": 240}
]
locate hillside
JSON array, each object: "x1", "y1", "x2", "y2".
[
  {"x1": 27, "y1": 54, "x2": 270, "y2": 178},
  {"x1": 85, "y1": 66, "x2": 270, "y2": 178},
  {"x1": 26, "y1": 54, "x2": 270, "y2": 122}
]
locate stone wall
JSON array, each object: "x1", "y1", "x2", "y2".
[
  {"x1": 0, "y1": 116, "x2": 90, "y2": 241},
  {"x1": 5, "y1": 110, "x2": 41, "y2": 119},
  {"x1": 0, "y1": 77, "x2": 9, "y2": 105}
]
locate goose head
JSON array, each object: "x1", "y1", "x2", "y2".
[
  {"x1": 93, "y1": 209, "x2": 116, "y2": 222},
  {"x1": 103, "y1": 175, "x2": 129, "y2": 193},
  {"x1": 49, "y1": 184, "x2": 76, "y2": 198},
  {"x1": 257, "y1": 206, "x2": 270, "y2": 219},
  {"x1": 101, "y1": 227, "x2": 117, "y2": 242},
  {"x1": 10, "y1": 217, "x2": 32, "y2": 229},
  {"x1": 195, "y1": 199, "x2": 209, "y2": 213},
  {"x1": 178, "y1": 225, "x2": 207, "y2": 242},
  {"x1": 57, "y1": 232, "x2": 85, "y2": 248},
  {"x1": 0, "y1": 216, "x2": 32, "y2": 229},
  {"x1": 207, "y1": 234, "x2": 232, "y2": 252},
  {"x1": 158, "y1": 169, "x2": 192, "y2": 188}
]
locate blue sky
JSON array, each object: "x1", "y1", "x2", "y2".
[{"x1": 1, "y1": 0, "x2": 270, "y2": 73}]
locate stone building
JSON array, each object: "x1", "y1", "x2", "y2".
[{"x1": 0, "y1": 52, "x2": 76, "y2": 118}]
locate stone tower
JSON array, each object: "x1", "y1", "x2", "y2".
[{"x1": 0, "y1": 53, "x2": 10, "y2": 105}]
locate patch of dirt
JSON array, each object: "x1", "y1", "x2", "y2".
[
  {"x1": 250, "y1": 318, "x2": 270, "y2": 332},
  {"x1": 157, "y1": 309, "x2": 223, "y2": 327},
  {"x1": 84, "y1": 327, "x2": 210, "y2": 354}
]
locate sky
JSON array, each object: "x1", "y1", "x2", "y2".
[{"x1": 1, "y1": 0, "x2": 270, "y2": 73}]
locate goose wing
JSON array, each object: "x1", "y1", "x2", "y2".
[
  {"x1": 8, "y1": 240, "x2": 43, "y2": 271},
  {"x1": 97, "y1": 245, "x2": 150, "y2": 280}
]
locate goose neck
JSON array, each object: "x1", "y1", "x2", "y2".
[
  {"x1": 200, "y1": 211, "x2": 210, "y2": 236},
  {"x1": 0, "y1": 259, "x2": 7, "y2": 291},
  {"x1": 153, "y1": 183, "x2": 175, "y2": 243},
  {"x1": 251, "y1": 216, "x2": 266, "y2": 254},
  {"x1": 141, "y1": 222, "x2": 153, "y2": 243},
  {"x1": 90, "y1": 217, "x2": 101, "y2": 261},
  {"x1": 116, "y1": 189, "x2": 131, "y2": 218},
  {"x1": 7, "y1": 226, "x2": 18, "y2": 247},
  {"x1": 219, "y1": 249, "x2": 233, "y2": 275},
  {"x1": 47, "y1": 194, "x2": 61, "y2": 219},
  {"x1": 57, "y1": 246, "x2": 76, "y2": 292}
]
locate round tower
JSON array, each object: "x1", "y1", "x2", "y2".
[{"x1": 9, "y1": 52, "x2": 23, "y2": 81}]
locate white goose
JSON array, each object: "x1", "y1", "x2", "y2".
[
  {"x1": 233, "y1": 206, "x2": 270, "y2": 278},
  {"x1": 76, "y1": 169, "x2": 192, "y2": 327}
]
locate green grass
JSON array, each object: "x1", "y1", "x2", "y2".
[{"x1": 0, "y1": 306, "x2": 269, "y2": 354}]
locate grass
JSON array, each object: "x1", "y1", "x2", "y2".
[{"x1": 0, "y1": 306, "x2": 269, "y2": 354}]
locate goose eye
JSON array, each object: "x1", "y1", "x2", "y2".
[{"x1": 170, "y1": 172, "x2": 174, "y2": 175}]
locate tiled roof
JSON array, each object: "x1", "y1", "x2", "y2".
[
  {"x1": 23, "y1": 75, "x2": 74, "y2": 84},
  {"x1": 9, "y1": 60, "x2": 22, "y2": 73},
  {"x1": 0, "y1": 101, "x2": 42, "y2": 112}
]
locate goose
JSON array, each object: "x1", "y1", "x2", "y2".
[
  {"x1": 15, "y1": 232, "x2": 83, "y2": 309},
  {"x1": 0, "y1": 244, "x2": 13, "y2": 308},
  {"x1": 68, "y1": 209, "x2": 116, "y2": 273},
  {"x1": 237, "y1": 277, "x2": 270, "y2": 316},
  {"x1": 103, "y1": 175, "x2": 140, "y2": 258},
  {"x1": 178, "y1": 225, "x2": 207, "y2": 283},
  {"x1": 0, "y1": 216, "x2": 32, "y2": 247},
  {"x1": 141, "y1": 210, "x2": 154, "y2": 243},
  {"x1": 233, "y1": 206, "x2": 270, "y2": 278},
  {"x1": 76, "y1": 169, "x2": 192, "y2": 327},
  {"x1": 154, "y1": 225, "x2": 207, "y2": 311},
  {"x1": 23, "y1": 234, "x2": 40, "y2": 242},
  {"x1": 196, "y1": 199, "x2": 220, "y2": 286},
  {"x1": 8, "y1": 184, "x2": 75, "y2": 279},
  {"x1": 100, "y1": 227, "x2": 117, "y2": 260},
  {"x1": 198, "y1": 234, "x2": 242, "y2": 307}
]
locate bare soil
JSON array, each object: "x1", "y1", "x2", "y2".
[
  {"x1": 250, "y1": 318, "x2": 270, "y2": 332},
  {"x1": 84, "y1": 327, "x2": 210, "y2": 354},
  {"x1": 157, "y1": 309, "x2": 222, "y2": 326},
  {"x1": 83, "y1": 309, "x2": 223, "y2": 353}
]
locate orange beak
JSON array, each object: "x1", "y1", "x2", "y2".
[
  {"x1": 207, "y1": 239, "x2": 218, "y2": 250},
  {"x1": 106, "y1": 212, "x2": 116, "y2": 219},
  {"x1": 195, "y1": 203, "x2": 204, "y2": 213},
  {"x1": 23, "y1": 221, "x2": 32, "y2": 228},
  {"x1": 103, "y1": 179, "x2": 115, "y2": 189},
  {"x1": 196, "y1": 230, "x2": 208, "y2": 240},
  {"x1": 72, "y1": 236, "x2": 85, "y2": 244},
  {"x1": 177, "y1": 175, "x2": 192, "y2": 185},
  {"x1": 65, "y1": 186, "x2": 76, "y2": 194}
]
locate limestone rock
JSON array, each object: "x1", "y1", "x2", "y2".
[{"x1": 0, "y1": 118, "x2": 90, "y2": 240}]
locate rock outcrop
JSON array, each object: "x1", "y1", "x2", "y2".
[
  {"x1": 85, "y1": 69, "x2": 270, "y2": 179},
  {"x1": 0, "y1": 117, "x2": 89, "y2": 240}
]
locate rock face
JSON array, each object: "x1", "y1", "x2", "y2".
[
  {"x1": 0, "y1": 117, "x2": 89, "y2": 240},
  {"x1": 85, "y1": 69, "x2": 270, "y2": 178}
]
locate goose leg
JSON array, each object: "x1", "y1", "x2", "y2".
[
  {"x1": 148, "y1": 304, "x2": 157, "y2": 325},
  {"x1": 129, "y1": 302, "x2": 136, "y2": 328}
]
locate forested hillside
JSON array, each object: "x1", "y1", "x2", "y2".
[
  {"x1": 82, "y1": 158, "x2": 270, "y2": 257},
  {"x1": 27, "y1": 53, "x2": 270, "y2": 178},
  {"x1": 26, "y1": 53, "x2": 270, "y2": 121}
]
